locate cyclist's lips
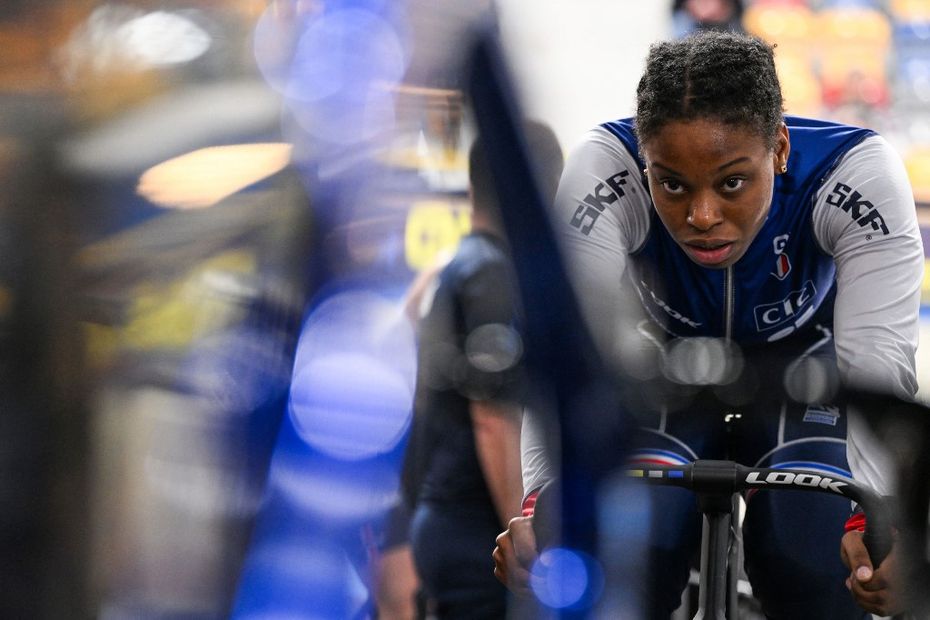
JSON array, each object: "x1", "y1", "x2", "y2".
[{"x1": 682, "y1": 240, "x2": 736, "y2": 267}]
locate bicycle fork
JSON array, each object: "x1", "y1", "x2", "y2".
[{"x1": 693, "y1": 487, "x2": 734, "y2": 620}]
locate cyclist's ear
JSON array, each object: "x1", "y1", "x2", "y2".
[{"x1": 772, "y1": 122, "x2": 790, "y2": 174}]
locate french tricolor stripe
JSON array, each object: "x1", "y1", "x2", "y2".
[
  {"x1": 628, "y1": 449, "x2": 691, "y2": 467},
  {"x1": 773, "y1": 253, "x2": 791, "y2": 279}
]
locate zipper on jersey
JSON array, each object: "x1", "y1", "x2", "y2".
[{"x1": 724, "y1": 266, "x2": 734, "y2": 341}]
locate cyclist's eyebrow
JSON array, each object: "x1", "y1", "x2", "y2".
[
  {"x1": 650, "y1": 162, "x2": 682, "y2": 176},
  {"x1": 717, "y1": 156, "x2": 750, "y2": 171},
  {"x1": 649, "y1": 157, "x2": 751, "y2": 177}
]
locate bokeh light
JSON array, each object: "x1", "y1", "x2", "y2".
[
  {"x1": 289, "y1": 351, "x2": 412, "y2": 460},
  {"x1": 663, "y1": 337, "x2": 742, "y2": 386},
  {"x1": 292, "y1": 290, "x2": 416, "y2": 384},
  {"x1": 271, "y1": 457, "x2": 399, "y2": 521},
  {"x1": 289, "y1": 290, "x2": 415, "y2": 461},
  {"x1": 613, "y1": 321, "x2": 663, "y2": 381},
  {"x1": 58, "y1": 5, "x2": 213, "y2": 80},
  {"x1": 783, "y1": 354, "x2": 840, "y2": 405},
  {"x1": 285, "y1": 9, "x2": 407, "y2": 103},
  {"x1": 118, "y1": 11, "x2": 212, "y2": 66},
  {"x1": 464, "y1": 323, "x2": 523, "y2": 373},
  {"x1": 530, "y1": 547, "x2": 604, "y2": 610},
  {"x1": 254, "y1": 4, "x2": 409, "y2": 146},
  {"x1": 234, "y1": 538, "x2": 369, "y2": 619}
]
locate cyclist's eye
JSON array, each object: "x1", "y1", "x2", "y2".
[
  {"x1": 660, "y1": 179, "x2": 686, "y2": 195},
  {"x1": 722, "y1": 177, "x2": 745, "y2": 192}
]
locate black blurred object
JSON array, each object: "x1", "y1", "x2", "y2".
[
  {"x1": 466, "y1": 21, "x2": 636, "y2": 617},
  {"x1": 847, "y1": 389, "x2": 930, "y2": 616},
  {"x1": 0, "y1": 121, "x2": 91, "y2": 617},
  {"x1": 533, "y1": 478, "x2": 562, "y2": 551}
]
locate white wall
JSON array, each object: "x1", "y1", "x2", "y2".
[{"x1": 496, "y1": 0, "x2": 671, "y2": 154}]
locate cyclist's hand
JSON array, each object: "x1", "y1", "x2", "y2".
[
  {"x1": 841, "y1": 529, "x2": 906, "y2": 616},
  {"x1": 492, "y1": 516, "x2": 537, "y2": 596}
]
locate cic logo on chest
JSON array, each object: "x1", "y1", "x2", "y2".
[
  {"x1": 752, "y1": 232, "x2": 818, "y2": 340},
  {"x1": 771, "y1": 234, "x2": 791, "y2": 280}
]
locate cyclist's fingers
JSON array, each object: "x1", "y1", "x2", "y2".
[
  {"x1": 857, "y1": 567, "x2": 890, "y2": 593},
  {"x1": 494, "y1": 526, "x2": 535, "y2": 589},
  {"x1": 494, "y1": 562, "x2": 532, "y2": 596},
  {"x1": 839, "y1": 533, "x2": 852, "y2": 569},
  {"x1": 840, "y1": 541, "x2": 887, "y2": 612},
  {"x1": 847, "y1": 572, "x2": 902, "y2": 616},
  {"x1": 492, "y1": 541, "x2": 531, "y2": 595},
  {"x1": 840, "y1": 531, "x2": 874, "y2": 575},
  {"x1": 847, "y1": 578, "x2": 892, "y2": 617},
  {"x1": 849, "y1": 538, "x2": 899, "y2": 594},
  {"x1": 506, "y1": 516, "x2": 538, "y2": 568},
  {"x1": 492, "y1": 536, "x2": 514, "y2": 581}
]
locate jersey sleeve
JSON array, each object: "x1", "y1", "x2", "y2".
[
  {"x1": 521, "y1": 127, "x2": 652, "y2": 497},
  {"x1": 520, "y1": 405, "x2": 557, "y2": 499},
  {"x1": 549, "y1": 126, "x2": 652, "y2": 360},
  {"x1": 812, "y1": 135, "x2": 924, "y2": 493}
]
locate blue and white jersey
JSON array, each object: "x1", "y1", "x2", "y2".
[
  {"x1": 524, "y1": 115, "x2": 924, "y2": 496},
  {"x1": 606, "y1": 116, "x2": 875, "y2": 345}
]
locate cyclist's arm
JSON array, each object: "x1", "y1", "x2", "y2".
[
  {"x1": 497, "y1": 129, "x2": 652, "y2": 593},
  {"x1": 522, "y1": 127, "x2": 652, "y2": 504},
  {"x1": 550, "y1": 126, "x2": 652, "y2": 372},
  {"x1": 812, "y1": 134, "x2": 923, "y2": 495}
]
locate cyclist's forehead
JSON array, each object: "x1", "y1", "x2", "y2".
[{"x1": 641, "y1": 119, "x2": 770, "y2": 176}]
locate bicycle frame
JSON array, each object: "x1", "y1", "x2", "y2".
[{"x1": 627, "y1": 459, "x2": 893, "y2": 620}]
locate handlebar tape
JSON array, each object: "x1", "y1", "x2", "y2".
[{"x1": 860, "y1": 501, "x2": 894, "y2": 569}]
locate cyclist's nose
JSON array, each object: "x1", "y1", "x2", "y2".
[{"x1": 687, "y1": 193, "x2": 724, "y2": 231}]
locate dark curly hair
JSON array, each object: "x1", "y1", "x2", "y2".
[{"x1": 635, "y1": 31, "x2": 784, "y2": 149}]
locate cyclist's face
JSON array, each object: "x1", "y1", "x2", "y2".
[{"x1": 641, "y1": 118, "x2": 790, "y2": 269}]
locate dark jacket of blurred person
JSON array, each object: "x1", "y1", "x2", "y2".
[{"x1": 399, "y1": 121, "x2": 563, "y2": 619}]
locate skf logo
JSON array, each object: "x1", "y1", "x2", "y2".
[
  {"x1": 825, "y1": 182, "x2": 889, "y2": 235},
  {"x1": 771, "y1": 234, "x2": 791, "y2": 280},
  {"x1": 753, "y1": 280, "x2": 816, "y2": 331},
  {"x1": 569, "y1": 170, "x2": 629, "y2": 235},
  {"x1": 746, "y1": 470, "x2": 848, "y2": 494}
]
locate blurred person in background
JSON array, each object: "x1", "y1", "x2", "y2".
[
  {"x1": 494, "y1": 31, "x2": 923, "y2": 618},
  {"x1": 400, "y1": 120, "x2": 563, "y2": 619},
  {"x1": 672, "y1": 0, "x2": 744, "y2": 37},
  {"x1": 372, "y1": 501, "x2": 421, "y2": 619}
]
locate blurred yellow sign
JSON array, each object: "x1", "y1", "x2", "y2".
[{"x1": 404, "y1": 199, "x2": 471, "y2": 271}]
